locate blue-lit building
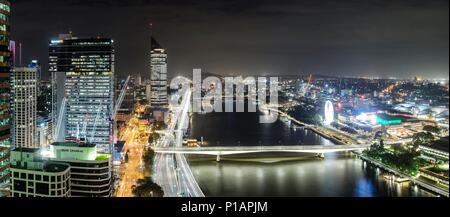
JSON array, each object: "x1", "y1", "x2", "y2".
[{"x1": 50, "y1": 34, "x2": 115, "y2": 154}]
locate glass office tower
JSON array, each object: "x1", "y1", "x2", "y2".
[{"x1": 50, "y1": 35, "x2": 115, "y2": 154}]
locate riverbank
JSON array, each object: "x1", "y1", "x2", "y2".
[{"x1": 355, "y1": 152, "x2": 449, "y2": 197}]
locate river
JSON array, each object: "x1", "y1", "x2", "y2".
[{"x1": 186, "y1": 110, "x2": 435, "y2": 197}]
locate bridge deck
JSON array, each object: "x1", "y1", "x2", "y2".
[{"x1": 154, "y1": 144, "x2": 370, "y2": 155}]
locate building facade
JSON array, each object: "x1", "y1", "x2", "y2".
[
  {"x1": 50, "y1": 35, "x2": 115, "y2": 153},
  {"x1": 50, "y1": 142, "x2": 112, "y2": 197},
  {"x1": 150, "y1": 37, "x2": 168, "y2": 108},
  {"x1": 10, "y1": 148, "x2": 71, "y2": 197},
  {"x1": 58, "y1": 157, "x2": 112, "y2": 197},
  {"x1": 0, "y1": 0, "x2": 10, "y2": 196},
  {"x1": 37, "y1": 80, "x2": 52, "y2": 117},
  {"x1": 10, "y1": 142, "x2": 112, "y2": 197},
  {"x1": 12, "y1": 67, "x2": 38, "y2": 149}
]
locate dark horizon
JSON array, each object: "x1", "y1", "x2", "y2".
[{"x1": 11, "y1": 0, "x2": 450, "y2": 80}]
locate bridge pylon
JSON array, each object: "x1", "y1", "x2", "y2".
[{"x1": 216, "y1": 154, "x2": 221, "y2": 162}]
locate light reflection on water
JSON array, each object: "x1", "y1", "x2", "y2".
[
  {"x1": 188, "y1": 152, "x2": 435, "y2": 197},
  {"x1": 188, "y1": 110, "x2": 435, "y2": 197}
]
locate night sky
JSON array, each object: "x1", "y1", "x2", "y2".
[{"x1": 11, "y1": 0, "x2": 449, "y2": 79}]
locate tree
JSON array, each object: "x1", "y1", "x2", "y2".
[
  {"x1": 379, "y1": 139, "x2": 385, "y2": 151},
  {"x1": 124, "y1": 150, "x2": 129, "y2": 163},
  {"x1": 313, "y1": 114, "x2": 323, "y2": 125},
  {"x1": 139, "y1": 99, "x2": 149, "y2": 106},
  {"x1": 143, "y1": 148, "x2": 156, "y2": 165},
  {"x1": 374, "y1": 131, "x2": 383, "y2": 140},
  {"x1": 153, "y1": 121, "x2": 167, "y2": 130},
  {"x1": 423, "y1": 125, "x2": 441, "y2": 135},
  {"x1": 132, "y1": 176, "x2": 164, "y2": 197},
  {"x1": 412, "y1": 132, "x2": 434, "y2": 146},
  {"x1": 148, "y1": 133, "x2": 161, "y2": 144}
]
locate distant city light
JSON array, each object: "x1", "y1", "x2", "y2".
[
  {"x1": 356, "y1": 113, "x2": 377, "y2": 125},
  {"x1": 50, "y1": 39, "x2": 63, "y2": 44}
]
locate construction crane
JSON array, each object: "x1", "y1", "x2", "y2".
[
  {"x1": 80, "y1": 114, "x2": 89, "y2": 141},
  {"x1": 90, "y1": 75, "x2": 130, "y2": 142},
  {"x1": 113, "y1": 75, "x2": 131, "y2": 120},
  {"x1": 54, "y1": 97, "x2": 67, "y2": 142},
  {"x1": 90, "y1": 102, "x2": 104, "y2": 143},
  {"x1": 54, "y1": 75, "x2": 131, "y2": 144}
]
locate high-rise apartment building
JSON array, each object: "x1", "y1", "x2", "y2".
[
  {"x1": 50, "y1": 35, "x2": 115, "y2": 153},
  {"x1": 0, "y1": 0, "x2": 10, "y2": 196},
  {"x1": 12, "y1": 66, "x2": 38, "y2": 149},
  {"x1": 150, "y1": 37, "x2": 168, "y2": 108}
]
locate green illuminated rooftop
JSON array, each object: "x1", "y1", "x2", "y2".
[{"x1": 95, "y1": 154, "x2": 111, "y2": 161}]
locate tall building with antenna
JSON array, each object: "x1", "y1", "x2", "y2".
[
  {"x1": 150, "y1": 36, "x2": 168, "y2": 108},
  {"x1": 0, "y1": 0, "x2": 10, "y2": 197}
]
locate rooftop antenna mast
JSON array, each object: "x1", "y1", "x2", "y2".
[
  {"x1": 10, "y1": 41, "x2": 16, "y2": 67},
  {"x1": 149, "y1": 22, "x2": 153, "y2": 52},
  {"x1": 19, "y1": 43, "x2": 22, "y2": 66},
  {"x1": 149, "y1": 22, "x2": 153, "y2": 82}
]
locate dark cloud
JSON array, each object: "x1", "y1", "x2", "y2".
[{"x1": 10, "y1": 0, "x2": 449, "y2": 79}]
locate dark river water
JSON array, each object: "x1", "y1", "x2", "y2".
[
  {"x1": 188, "y1": 111, "x2": 332, "y2": 146},
  {"x1": 187, "y1": 111, "x2": 435, "y2": 197}
]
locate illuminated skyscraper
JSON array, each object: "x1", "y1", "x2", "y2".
[
  {"x1": 12, "y1": 66, "x2": 38, "y2": 149},
  {"x1": 0, "y1": 0, "x2": 10, "y2": 196},
  {"x1": 150, "y1": 37, "x2": 168, "y2": 108},
  {"x1": 50, "y1": 35, "x2": 115, "y2": 153}
]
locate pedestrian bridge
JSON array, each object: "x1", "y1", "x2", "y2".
[{"x1": 153, "y1": 144, "x2": 370, "y2": 156}]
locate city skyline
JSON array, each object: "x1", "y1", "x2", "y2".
[
  {"x1": 1, "y1": 0, "x2": 449, "y2": 202},
  {"x1": 11, "y1": 0, "x2": 449, "y2": 80}
]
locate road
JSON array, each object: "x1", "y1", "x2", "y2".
[
  {"x1": 153, "y1": 87, "x2": 205, "y2": 197},
  {"x1": 115, "y1": 118, "x2": 148, "y2": 197},
  {"x1": 153, "y1": 100, "x2": 181, "y2": 196},
  {"x1": 173, "y1": 88, "x2": 204, "y2": 197}
]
